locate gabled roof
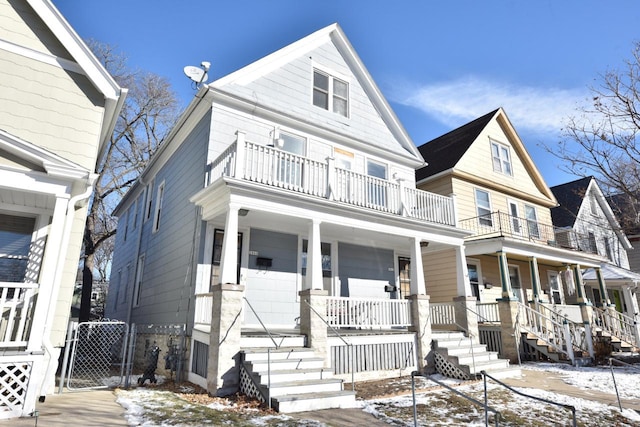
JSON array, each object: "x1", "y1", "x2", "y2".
[
  {"x1": 582, "y1": 263, "x2": 640, "y2": 283},
  {"x1": 211, "y1": 23, "x2": 422, "y2": 164},
  {"x1": 416, "y1": 109, "x2": 498, "y2": 181},
  {"x1": 24, "y1": 0, "x2": 127, "y2": 157},
  {"x1": 549, "y1": 176, "x2": 592, "y2": 228},
  {"x1": 0, "y1": 129, "x2": 90, "y2": 180}
]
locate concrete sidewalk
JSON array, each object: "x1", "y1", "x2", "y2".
[{"x1": 1, "y1": 390, "x2": 128, "y2": 427}]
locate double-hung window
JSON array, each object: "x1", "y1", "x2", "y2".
[
  {"x1": 0, "y1": 214, "x2": 35, "y2": 283},
  {"x1": 367, "y1": 159, "x2": 387, "y2": 208},
  {"x1": 491, "y1": 140, "x2": 512, "y2": 176},
  {"x1": 277, "y1": 132, "x2": 306, "y2": 188},
  {"x1": 524, "y1": 205, "x2": 540, "y2": 239},
  {"x1": 475, "y1": 189, "x2": 492, "y2": 226},
  {"x1": 313, "y1": 69, "x2": 349, "y2": 117}
]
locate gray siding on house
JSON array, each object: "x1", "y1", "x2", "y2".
[
  {"x1": 244, "y1": 229, "x2": 299, "y2": 326},
  {"x1": 106, "y1": 115, "x2": 211, "y2": 327},
  {"x1": 219, "y1": 41, "x2": 403, "y2": 155},
  {"x1": 338, "y1": 243, "x2": 395, "y2": 298}
]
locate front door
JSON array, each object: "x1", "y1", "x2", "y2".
[{"x1": 398, "y1": 256, "x2": 411, "y2": 298}]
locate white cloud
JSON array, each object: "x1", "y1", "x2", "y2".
[{"x1": 394, "y1": 76, "x2": 587, "y2": 135}]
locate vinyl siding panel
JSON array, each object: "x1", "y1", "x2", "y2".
[
  {"x1": 107, "y1": 116, "x2": 210, "y2": 325},
  {"x1": 422, "y1": 248, "x2": 458, "y2": 302},
  {"x1": 220, "y1": 40, "x2": 404, "y2": 156},
  {"x1": 0, "y1": 50, "x2": 104, "y2": 170},
  {"x1": 338, "y1": 243, "x2": 394, "y2": 298}
]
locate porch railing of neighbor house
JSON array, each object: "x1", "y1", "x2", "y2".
[
  {"x1": 0, "y1": 282, "x2": 37, "y2": 348},
  {"x1": 458, "y1": 211, "x2": 598, "y2": 253},
  {"x1": 592, "y1": 307, "x2": 639, "y2": 348},
  {"x1": 517, "y1": 302, "x2": 590, "y2": 362},
  {"x1": 476, "y1": 302, "x2": 500, "y2": 323},
  {"x1": 326, "y1": 296, "x2": 412, "y2": 329},
  {"x1": 207, "y1": 137, "x2": 456, "y2": 226},
  {"x1": 539, "y1": 303, "x2": 583, "y2": 324},
  {"x1": 194, "y1": 292, "x2": 213, "y2": 327},
  {"x1": 429, "y1": 302, "x2": 456, "y2": 327}
]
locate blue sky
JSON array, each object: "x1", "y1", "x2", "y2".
[{"x1": 53, "y1": 0, "x2": 640, "y2": 186}]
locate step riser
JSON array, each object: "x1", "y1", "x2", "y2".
[
  {"x1": 241, "y1": 337, "x2": 305, "y2": 348},
  {"x1": 253, "y1": 371, "x2": 329, "y2": 384},
  {"x1": 275, "y1": 394, "x2": 357, "y2": 413},
  {"x1": 436, "y1": 345, "x2": 488, "y2": 355},
  {"x1": 267, "y1": 382, "x2": 343, "y2": 396},
  {"x1": 453, "y1": 353, "x2": 498, "y2": 365},
  {"x1": 248, "y1": 359, "x2": 324, "y2": 371},
  {"x1": 243, "y1": 350, "x2": 317, "y2": 361}
]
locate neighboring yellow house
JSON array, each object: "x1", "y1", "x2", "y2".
[
  {"x1": 416, "y1": 108, "x2": 614, "y2": 363},
  {"x1": 0, "y1": 0, "x2": 125, "y2": 418}
]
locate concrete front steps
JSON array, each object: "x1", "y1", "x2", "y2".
[
  {"x1": 432, "y1": 331, "x2": 519, "y2": 379},
  {"x1": 240, "y1": 336, "x2": 356, "y2": 413}
]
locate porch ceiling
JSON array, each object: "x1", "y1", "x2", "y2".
[
  {"x1": 0, "y1": 187, "x2": 54, "y2": 212},
  {"x1": 463, "y1": 236, "x2": 605, "y2": 268}
]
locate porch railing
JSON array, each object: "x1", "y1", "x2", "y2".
[
  {"x1": 517, "y1": 302, "x2": 590, "y2": 363},
  {"x1": 477, "y1": 302, "x2": 500, "y2": 323},
  {"x1": 207, "y1": 135, "x2": 456, "y2": 226},
  {"x1": 326, "y1": 296, "x2": 411, "y2": 329},
  {"x1": 592, "y1": 307, "x2": 639, "y2": 348},
  {"x1": 0, "y1": 282, "x2": 37, "y2": 349},
  {"x1": 429, "y1": 302, "x2": 456, "y2": 327},
  {"x1": 459, "y1": 211, "x2": 598, "y2": 254}
]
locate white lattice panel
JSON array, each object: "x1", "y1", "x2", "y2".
[
  {"x1": 434, "y1": 352, "x2": 470, "y2": 380},
  {"x1": 239, "y1": 365, "x2": 265, "y2": 404},
  {"x1": 0, "y1": 361, "x2": 32, "y2": 419}
]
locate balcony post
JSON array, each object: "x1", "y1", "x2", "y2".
[
  {"x1": 234, "y1": 131, "x2": 246, "y2": 179},
  {"x1": 219, "y1": 204, "x2": 240, "y2": 285},
  {"x1": 325, "y1": 156, "x2": 335, "y2": 200},
  {"x1": 595, "y1": 267, "x2": 610, "y2": 306},
  {"x1": 497, "y1": 251, "x2": 514, "y2": 300},
  {"x1": 448, "y1": 193, "x2": 458, "y2": 227},
  {"x1": 396, "y1": 175, "x2": 408, "y2": 216},
  {"x1": 528, "y1": 257, "x2": 542, "y2": 303},
  {"x1": 410, "y1": 237, "x2": 426, "y2": 295}
]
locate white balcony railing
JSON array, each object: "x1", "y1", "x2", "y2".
[
  {"x1": 0, "y1": 282, "x2": 37, "y2": 349},
  {"x1": 207, "y1": 135, "x2": 456, "y2": 227},
  {"x1": 326, "y1": 296, "x2": 411, "y2": 329}
]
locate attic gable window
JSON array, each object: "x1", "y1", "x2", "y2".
[
  {"x1": 313, "y1": 69, "x2": 349, "y2": 117},
  {"x1": 490, "y1": 140, "x2": 512, "y2": 176}
]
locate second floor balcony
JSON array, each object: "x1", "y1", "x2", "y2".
[
  {"x1": 458, "y1": 211, "x2": 599, "y2": 254},
  {"x1": 207, "y1": 132, "x2": 457, "y2": 227}
]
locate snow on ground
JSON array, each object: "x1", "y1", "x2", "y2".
[{"x1": 115, "y1": 363, "x2": 640, "y2": 426}]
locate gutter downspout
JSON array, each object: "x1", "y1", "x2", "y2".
[{"x1": 40, "y1": 175, "x2": 97, "y2": 397}]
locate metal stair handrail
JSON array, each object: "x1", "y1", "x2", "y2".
[
  {"x1": 592, "y1": 306, "x2": 639, "y2": 348},
  {"x1": 517, "y1": 302, "x2": 583, "y2": 362},
  {"x1": 303, "y1": 299, "x2": 355, "y2": 390}
]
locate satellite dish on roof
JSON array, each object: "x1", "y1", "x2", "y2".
[{"x1": 184, "y1": 61, "x2": 210, "y2": 89}]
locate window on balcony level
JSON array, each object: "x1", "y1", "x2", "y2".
[
  {"x1": 475, "y1": 189, "x2": 492, "y2": 226},
  {"x1": 491, "y1": 140, "x2": 512, "y2": 176},
  {"x1": 313, "y1": 69, "x2": 349, "y2": 117},
  {"x1": 277, "y1": 132, "x2": 306, "y2": 188},
  {"x1": 524, "y1": 205, "x2": 540, "y2": 239},
  {"x1": 367, "y1": 159, "x2": 387, "y2": 207}
]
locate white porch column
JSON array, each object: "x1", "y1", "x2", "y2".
[
  {"x1": 27, "y1": 195, "x2": 69, "y2": 352},
  {"x1": 410, "y1": 237, "x2": 426, "y2": 295},
  {"x1": 306, "y1": 219, "x2": 323, "y2": 290},
  {"x1": 528, "y1": 257, "x2": 542, "y2": 303},
  {"x1": 219, "y1": 204, "x2": 240, "y2": 285},
  {"x1": 455, "y1": 245, "x2": 471, "y2": 297}
]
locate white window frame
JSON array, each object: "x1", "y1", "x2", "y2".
[
  {"x1": 547, "y1": 271, "x2": 564, "y2": 305},
  {"x1": 490, "y1": 139, "x2": 513, "y2": 176},
  {"x1": 312, "y1": 68, "x2": 349, "y2": 117},
  {"x1": 475, "y1": 188, "x2": 493, "y2": 226},
  {"x1": 507, "y1": 199, "x2": 522, "y2": 235},
  {"x1": 144, "y1": 181, "x2": 154, "y2": 222},
  {"x1": 133, "y1": 254, "x2": 145, "y2": 307},
  {"x1": 508, "y1": 264, "x2": 524, "y2": 302},
  {"x1": 132, "y1": 199, "x2": 138, "y2": 230},
  {"x1": 152, "y1": 180, "x2": 165, "y2": 233},
  {"x1": 524, "y1": 204, "x2": 540, "y2": 239},
  {"x1": 466, "y1": 259, "x2": 483, "y2": 301}
]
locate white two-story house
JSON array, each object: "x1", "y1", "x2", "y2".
[{"x1": 106, "y1": 23, "x2": 474, "y2": 411}]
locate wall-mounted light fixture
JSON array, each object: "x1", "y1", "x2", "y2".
[
  {"x1": 268, "y1": 127, "x2": 285, "y2": 148},
  {"x1": 238, "y1": 209, "x2": 249, "y2": 216},
  {"x1": 420, "y1": 241, "x2": 429, "y2": 248}
]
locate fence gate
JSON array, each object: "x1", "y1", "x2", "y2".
[{"x1": 61, "y1": 320, "x2": 130, "y2": 391}]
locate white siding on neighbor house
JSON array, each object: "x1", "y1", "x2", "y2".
[
  {"x1": 0, "y1": 50, "x2": 105, "y2": 170},
  {"x1": 0, "y1": 0, "x2": 72, "y2": 59},
  {"x1": 218, "y1": 40, "x2": 407, "y2": 157},
  {"x1": 106, "y1": 115, "x2": 210, "y2": 326}
]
